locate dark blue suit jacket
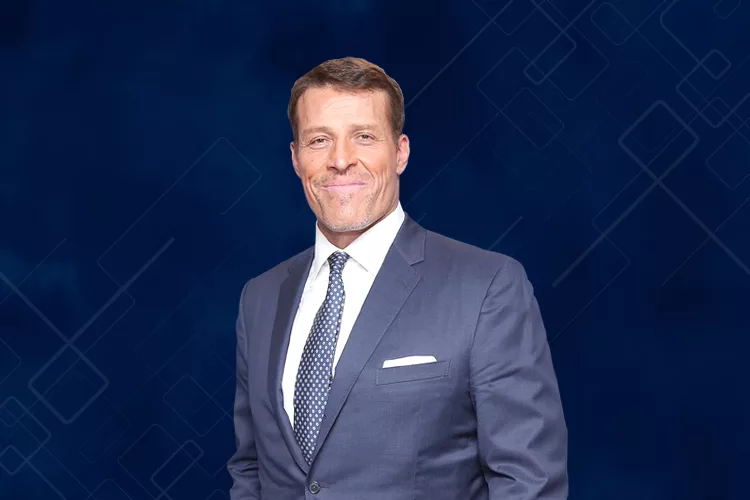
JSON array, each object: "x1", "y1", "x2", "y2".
[{"x1": 228, "y1": 213, "x2": 568, "y2": 499}]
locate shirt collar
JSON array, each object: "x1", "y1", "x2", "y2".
[{"x1": 309, "y1": 201, "x2": 405, "y2": 282}]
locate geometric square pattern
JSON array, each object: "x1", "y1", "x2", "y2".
[
  {"x1": 0, "y1": 397, "x2": 51, "y2": 475},
  {"x1": 714, "y1": 0, "x2": 741, "y2": 20},
  {"x1": 151, "y1": 440, "x2": 204, "y2": 495},
  {"x1": 525, "y1": 32, "x2": 577, "y2": 84},
  {"x1": 702, "y1": 49, "x2": 731, "y2": 80},
  {"x1": 118, "y1": 425, "x2": 183, "y2": 499},
  {"x1": 90, "y1": 479, "x2": 134, "y2": 500},
  {"x1": 28, "y1": 345, "x2": 108, "y2": 425},
  {"x1": 163, "y1": 375, "x2": 225, "y2": 437},
  {"x1": 0, "y1": 446, "x2": 25, "y2": 475},
  {"x1": 676, "y1": 52, "x2": 734, "y2": 128},
  {"x1": 619, "y1": 100, "x2": 700, "y2": 177},
  {"x1": 501, "y1": 88, "x2": 564, "y2": 149},
  {"x1": 542, "y1": 27, "x2": 609, "y2": 100},
  {"x1": 706, "y1": 125, "x2": 750, "y2": 189},
  {"x1": 590, "y1": 2, "x2": 634, "y2": 45},
  {"x1": 0, "y1": 338, "x2": 21, "y2": 386},
  {"x1": 475, "y1": 0, "x2": 536, "y2": 35}
]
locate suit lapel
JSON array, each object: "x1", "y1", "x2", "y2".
[
  {"x1": 267, "y1": 214, "x2": 427, "y2": 471},
  {"x1": 309, "y1": 214, "x2": 425, "y2": 464},
  {"x1": 267, "y1": 247, "x2": 314, "y2": 474}
]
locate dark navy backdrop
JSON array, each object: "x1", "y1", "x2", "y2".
[{"x1": 2, "y1": 0, "x2": 749, "y2": 498}]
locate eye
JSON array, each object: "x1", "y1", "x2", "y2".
[{"x1": 358, "y1": 134, "x2": 374, "y2": 141}]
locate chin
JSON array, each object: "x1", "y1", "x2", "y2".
[{"x1": 321, "y1": 212, "x2": 372, "y2": 233}]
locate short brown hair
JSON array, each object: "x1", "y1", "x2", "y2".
[{"x1": 288, "y1": 57, "x2": 405, "y2": 145}]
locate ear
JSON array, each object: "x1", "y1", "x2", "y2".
[
  {"x1": 396, "y1": 134, "x2": 410, "y2": 175},
  {"x1": 290, "y1": 141, "x2": 301, "y2": 179}
]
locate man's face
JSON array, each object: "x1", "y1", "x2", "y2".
[{"x1": 290, "y1": 86, "x2": 409, "y2": 236}]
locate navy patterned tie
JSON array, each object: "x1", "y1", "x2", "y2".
[{"x1": 293, "y1": 250, "x2": 350, "y2": 463}]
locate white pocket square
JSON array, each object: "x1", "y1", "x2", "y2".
[{"x1": 382, "y1": 355, "x2": 437, "y2": 368}]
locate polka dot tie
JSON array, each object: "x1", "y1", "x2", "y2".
[{"x1": 293, "y1": 250, "x2": 350, "y2": 463}]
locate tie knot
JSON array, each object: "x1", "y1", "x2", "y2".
[{"x1": 328, "y1": 251, "x2": 349, "y2": 276}]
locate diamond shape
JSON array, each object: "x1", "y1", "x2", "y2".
[
  {"x1": 28, "y1": 346, "x2": 108, "y2": 424},
  {"x1": 0, "y1": 446, "x2": 25, "y2": 474}
]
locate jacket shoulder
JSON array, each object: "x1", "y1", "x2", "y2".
[
  {"x1": 242, "y1": 246, "x2": 312, "y2": 296},
  {"x1": 422, "y1": 228, "x2": 526, "y2": 278}
]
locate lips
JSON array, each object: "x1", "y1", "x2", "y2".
[
  {"x1": 323, "y1": 182, "x2": 364, "y2": 187},
  {"x1": 322, "y1": 181, "x2": 365, "y2": 193}
]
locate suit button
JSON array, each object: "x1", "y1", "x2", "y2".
[{"x1": 309, "y1": 481, "x2": 321, "y2": 494}]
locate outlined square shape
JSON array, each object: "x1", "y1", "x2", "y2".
[
  {"x1": 0, "y1": 398, "x2": 51, "y2": 451},
  {"x1": 714, "y1": 0, "x2": 741, "y2": 19},
  {"x1": 525, "y1": 32, "x2": 577, "y2": 84},
  {"x1": 706, "y1": 125, "x2": 750, "y2": 189},
  {"x1": 493, "y1": 0, "x2": 536, "y2": 35},
  {"x1": 118, "y1": 424, "x2": 179, "y2": 498},
  {"x1": 590, "y1": 2, "x2": 633, "y2": 45},
  {"x1": 31, "y1": 345, "x2": 80, "y2": 395},
  {"x1": 79, "y1": 409, "x2": 130, "y2": 463},
  {"x1": 645, "y1": 129, "x2": 700, "y2": 179},
  {"x1": 28, "y1": 345, "x2": 108, "y2": 424},
  {"x1": 91, "y1": 479, "x2": 133, "y2": 500},
  {"x1": 702, "y1": 49, "x2": 731, "y2": 80},
  {"x1": 0, "y1": 397, "x2": 51, "y2": 474},
  {"x1": 472, "y1": 0, "x2": 515, "y2": 17},
  {"x1": 707, "y1": 98, "x2": 744, "y2": 129},
  {"x1": 676, "y1": 54, "x2": 734, "y2": 128},
  {"x1": 619, "y1": 100, "x2": 699, "y2": 177},
  {"x1": 623, "y1": 102, "x2": 682, "y2": 153},
  {"x1": 700, "y1": 98, "x2": 726, "y2": 126},
  {"x1": 0, "y1": 397, "x2": 24, "y2": 427},
  {"x1": 547, "y1": 0, "x2": 600, "y2": 20},
  {"x1": 501, "y1": 87, "x2": 564, "y2": 149},
  {"x1": 0, "y1": 338, "x2": 21, "y2": 386},
  {"x1": 0, "y1": 446, "x2": 24, "y2": 474},
  {"x1": 546, "y1": 27, "x2": 609, "y2": 100},
  {"x1": 151, "y1": 440, "x2": 203, "y2": 494},
  {"x1": 677, "y1": 78, "x2": 719, "y2": 127},
  {"x1": 0, "y1": 405, "x2": 17, "y2": 427},
  {"x1": 163, "y1": 375, "x2": 224, "y2": 436},
  {"x1": 183, "y1": 440, "x2": 202, "y2": 460}
]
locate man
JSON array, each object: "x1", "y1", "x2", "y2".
[{"x1": 228, "y1": 56, "x2": 568, "y2": 499}]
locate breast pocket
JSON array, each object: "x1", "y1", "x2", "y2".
[{"x1": 375, "y1": 360, "x2": 451, "y2": 386}]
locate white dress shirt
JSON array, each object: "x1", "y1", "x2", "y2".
[{"x1": 282, "y1": 202, "x2": 406, "y2": 424}]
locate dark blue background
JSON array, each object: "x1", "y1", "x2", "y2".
[{"x1": 2, "y1": 0, "x2": 749, "y2": 498}]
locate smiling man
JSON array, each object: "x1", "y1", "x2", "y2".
[{"x1": 228, "y1": 57, "x2": 568, "y2": 500}]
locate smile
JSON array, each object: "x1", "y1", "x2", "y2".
[{"x1": 322, "y1": 183, "x2": 365, "y2": 192}]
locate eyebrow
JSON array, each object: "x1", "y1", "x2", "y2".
[{"x1": 301, "y1": 123, "x2": 378, "y2": 136}]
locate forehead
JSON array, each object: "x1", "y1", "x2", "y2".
[{"x1": 296, "y1": 87, "x2": 389, "y2": 125}]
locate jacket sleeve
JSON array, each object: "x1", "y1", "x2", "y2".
[
  {"x1": 228, "y1": 281, "x2": 262, "y2": 499},
  {"x1": 470, "y1": 257, "x2": 568, "y2": 499}
]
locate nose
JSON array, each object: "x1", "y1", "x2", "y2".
[{"x1": 329, "y1": 138, "x2": 357, "y2": 171}]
